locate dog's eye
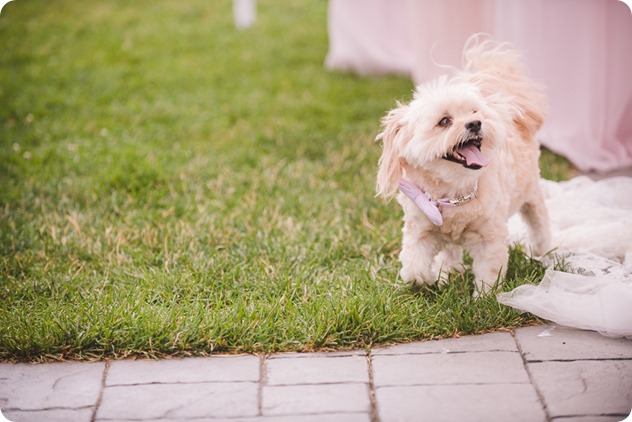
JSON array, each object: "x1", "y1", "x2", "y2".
[{"x1": 438, "y1": 117, "x2": 452, "y2": 127}]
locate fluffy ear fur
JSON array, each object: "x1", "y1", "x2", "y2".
[
  {"x1": 376, "y1": 102, "x2": 409, "y2": 198},
  {"x1": 461, "y1": 35, "x2": 548, "y2": 139}
]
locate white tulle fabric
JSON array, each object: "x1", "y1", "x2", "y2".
[{"x1": 499, "y1": 176, "x2": 632, "y2": 338}]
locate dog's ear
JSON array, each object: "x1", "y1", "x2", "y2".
[{"x1": 376, "y1": 102, "x2": 409, "y2": 199}]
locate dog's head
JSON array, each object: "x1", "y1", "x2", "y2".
[{"x1": 376, "y1": 77, "x2": 511, "y2": 198}]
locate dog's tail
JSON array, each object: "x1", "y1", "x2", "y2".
[{"x1": 460, "y1": 34, "x2": 547, "y2": 139}]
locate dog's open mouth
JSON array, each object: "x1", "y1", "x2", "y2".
[{"x1": 443, "y1": 137, "x2": 490, "y2": 170}]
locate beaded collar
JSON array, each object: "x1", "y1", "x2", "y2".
[{"x1": 398, "y1": 179, "x2": 478, "y2": 226}]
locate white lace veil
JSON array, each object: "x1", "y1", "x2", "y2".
[{"x1": 499, "y1": 176, "x2": 632, "y2": 338}]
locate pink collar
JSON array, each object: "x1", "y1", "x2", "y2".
[{"x1": 398, "y1": 179, "x2": 478, "y2": 226}]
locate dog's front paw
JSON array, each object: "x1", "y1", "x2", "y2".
[
  {"x1": 432, "y1": 247, "x2": 463, "y2": 287},
  {"x1": 400, "y1": 265, "x2": 436, "y2": 286}
]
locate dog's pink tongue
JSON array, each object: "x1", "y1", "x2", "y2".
[{"x1": 457, "y1": 144, "x2": 491, "y2": 168}]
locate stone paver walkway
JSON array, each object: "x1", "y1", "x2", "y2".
[{"x1": 1, "y1": 324, "x2": 631, "y2": 422}]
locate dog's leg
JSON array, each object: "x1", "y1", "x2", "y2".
[
  {"x1": 520, "y1": 192, "x2": 551, "y2": 256},
  {"x1": 399, "y1": 230, "x2": 438, "y2": 286},
  {"x1": 433, "y1": 245, "x2": 463, "y2": 286},
  {"x1": 467, "y1": 233, "x2": 509, "y2": 298}
]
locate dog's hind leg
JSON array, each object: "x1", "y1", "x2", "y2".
[
  {"x1": 467, "y1": 229, "x2": 509, "y2": 298},
  {"x1": 520, "y1": 192, "x2": 551, "y2": 256},
  {"x1": 433, "y1": 245, "x2": 463, "y2": 286}
]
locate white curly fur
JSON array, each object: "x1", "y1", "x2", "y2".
[{"x1": 376, "y1": 35, "x2": 551, "y2": 297}]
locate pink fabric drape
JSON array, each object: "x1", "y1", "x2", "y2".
[
  {"x1": 325, "y1": 0, "x2": 414, "y2": 76},
  {"x1": 325, "y1": 0, "x2": 632, "y2": 173}
]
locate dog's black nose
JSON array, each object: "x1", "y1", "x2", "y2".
[{"x1": 466, "y1": 120, "x2": 482, "y2": 132}]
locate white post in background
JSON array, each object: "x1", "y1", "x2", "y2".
[{"x1": 234, "y1": 0, "x2": 256, "y2": 30}]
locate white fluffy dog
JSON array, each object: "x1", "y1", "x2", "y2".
[{"x1": 376, "y1": 37, "x2": 551, "y2": 297}]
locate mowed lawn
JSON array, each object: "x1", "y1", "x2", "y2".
[{"x1": 0, "y1": 0, "x2": 571, "y2": 361}]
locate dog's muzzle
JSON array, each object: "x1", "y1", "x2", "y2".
[{"x1": 443, "y1": 123, "x2": 490, "y2": 169}]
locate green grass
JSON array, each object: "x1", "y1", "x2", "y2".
[{"x1": 0, "y1": 0, "x2": 573, "y2": 362}]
